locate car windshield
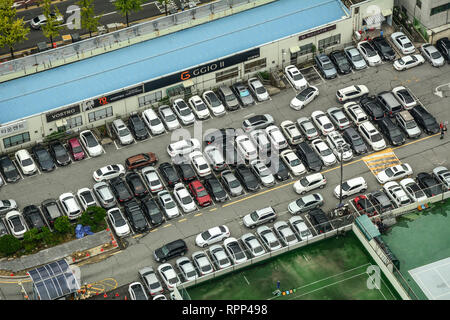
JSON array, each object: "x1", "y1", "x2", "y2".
[
  {"x1": 207, "y1": 93, "x2": 221, "y2": 107},
  {"x1": 224, "y1": 94, "x2": 235, "y2": 101},
  {"x1": 341, "y1": 182, "x2": 350, "y2": 191},
  {"x1": 22, "y1": 158, "x2": 33, "y2": 166},
  {"x1": 150, "y1": 118, "x2": 161, "y2": 126},
  {"x1": 259, "y1": 167, "x2": 271, "y2": 177},
  {"x1": 255, "y1": 86, "x2": 265, "y2": 94},
  {"x1": 240, "y1": 90, "x2": 250, "y2": 97},
  {"x1": 166, "y1": 114, "x2": 177, "y2": 122},
  {"x1": 301, "y1": 230, "x2": 311, "y2": 237},
  {"x1": 292, "y1": 73, "x2": 304, "y2": 81},
  {"x1": 384, "y1": 168, "x2": 394, "y2": 177},
  {"x1": 430, "y1": 51, "x2": 441, "y2": 59},
  {"x1": 197, "y1": 189, "x2": 208, "y2": 197},
  {"x1": 306, "y1": 127, "x2": 316, "y2": 135},
  {"x1": 423, "y1": 118, "x2": 436, "y2": 126},
  {"x1": 165, "y1": 200, "x2": 175, "y2": 209},
  {"x1": 285, "y1": 234, "x2": 296, "y2": 242},
  {"x1": 319, "y1": 147, "x2": 332, "y2": 157},
  {"x1": 322, "y1": 62, "x2": 334, "y2": 70},
  {"x1": 372, "y1": 133, "x2": 383, "y2": 142},
  {"x1": 85, "y1": 135, "x2": 97, "y2": 147},
  {"x1": 229, "y1": 179, "x2": 240, "y2": 188},
  {"x1": 269, "y1": 240, "x2": 279, "y2": 248},
  {"x1": 180, "y1": 108, "x2": 191, "y2": 116},
  {"x1": 53, "y1": 145, "x2": 66, "y2": 157},
  {"x1": 111, "y1": 211, "x2": 126, "y2": 227},
  {"x1": 290, "y1": 159, "x2": 301, "y2": 167},
  {"x1": 201, "y1": 231, "x2": 211, "y2": 240},
  {"x1": 181, "y1": 196, "x2": 191, "y2": 205},
  {"x1": 186, "y1": 270, "x2": 197, "y2": 278},
  {"x1": 250, "y1": 211, "x2": 259, "y2": 221},
  {"x1": 199, "y1": 164, "x2": 209, "y2": 171},
  {"x1": 118, "y1": 128, "x2": 130, "y2": 137},
  {"x1": 300, "y1": 177, "x2": 309, "y2": 187},
  {"x1": 351, "y1": 51, "x2": 362, "y2": 61},
  {"x1": 72, "y1": 145, "x2": 83, "y2": 153},
  {"x1": 404, "y1": 42, "x2": 413, "y2": 48},
  {"x1": 2, "y1": 162, "x2": 15, "y2": 172},
  {"x1": 149, "y1": 281, "x2": 161, "y2": 289}
]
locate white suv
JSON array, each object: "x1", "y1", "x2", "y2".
[
  {"x1": 15, "y1": 149, "x2": 37, "y2": 175},
  {"x1": 383, "y1": 181, "x2": 412, "y2": 207},
  {"x1": 59, "y1": 192, "x2": 82, "y2": 220},
  {"x1": 142, "y1": 108, "x2": 165, "y2": 135},
  {"x1": 167, "y1": 138, "x2": 200, "y2": 157},
  {"x1": 358, "y1": 121, "x2": 386, "y2": 151},
  {"x1": 333, "y1": 177, "x2": 367, "y2": 199},
  {"x1": 235, "y1": 135, "x2": 258, "y2": 162},
  {"x1": 112, "y1": 119, "x2": 134, "y2": 145},
  {"x1": 344, "y1": 101, "x2": 369, "y2": 125},
  {"x1": 336, "y1": 85, "x2": 369, "y2": 103},
  {"x1": 188, "y1": 95, "x2": 210, "y2": 120},
  {"x1": 265, "y1": 125, "x2": 288, "y2": 150},
  {"x1": 326, "y1": 131, "x2": 353, "y2": 162},
  {"x1": 293, "y1": 173, "x2": 326, "y2": 195}
]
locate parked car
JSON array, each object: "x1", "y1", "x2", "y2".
[
  {"x1": 377, "y1": 91, "x2": 403, "y2": 117},
  {"x1": 209, "y1": 245, "x2": 232, "y2": 269},
  {"x1": 141, "y1": 197, "x2": 164, "y2": 227},
  {"x1": 353, "y1": 195, "x2": 378, "y2": 217},
  {"x1": 173, "y1": 183, "x2": 196, "y2": 213},
  {"x1": 172, "y1": 98, "x2": 195, "y2": 125},
  {"x1": 49, "y1": 141, "x2": 71, "y2": 166},
  {"x1": 188, "y1": 180, "x2": 212, "y2": 207},
  {"x1": 280, "y1": 149, "x2": 306, "y2": 176},
  {"x1": 188, "y1": 95, "x2": 211, "y2": 120},
  {"x1": 67, "y1": 137, "x2": 85, "y2": 161},
  {"x1": 308, "y1": 208, "x2": 332, "y2": 233},
  {"x1": 124, "y1": 199, "x2": 149, "y2": 233},
  {"x1": 357, "y1": 41, "x2": 382, "y2": 66},
  {"x1": 59, "y1": 192, "x2": 82, "y2": 220},
  {"x1": 420, "y1": 43, "x2": 445, "y2": 67},
  {"x1": 436, "y1": 37, "x2": 450, "y2": 62},
  {"x1": 392, "y1": 86, "x2": 416, "y2": 110},
  {"x1": 167, "y1": 138, "x2": 200, "y2": 158},
  {"x1": 377, "y1": 116, "x2": 406, "y2": 146},
  {"x1": 243, "y1": 206, "x2": 276, "y2": 228},
  {"x1": 128, "y1": 113, "x2": 149, "y2": 140},
  {"x1": 358, "y1": 121, "x2": 387, "y2": 151},
  {"x1": 371, "y1": 36, "x2": 396, "y2": 61},
  {"x1": 204, "y1": 175, "x2": 227, "y2": 202},
  {"x1": 195, "y1": 225, "x2": 230, "y2": 248},
  {"x1": 395, "y1": 110, "x2": 421, "y2": 139},
  {"x1": 360, "y1": 95, "x2": 385, "y2": 121},
  {"x1": 126, "y1": 172, "x2": 149, "y2": 198},
  {"x1": 399, "y1": 178, "x2": 428, "y2": 202},
  {"x1": 369, "y1": 190, "x2": 394, "y2": 213},
  {"x1": 232, "y1": 83, "x2": 254, "y2": 107},
  {"x1": 416, "y1": 172, "x2": 444, "y2": 197},
  {"x1": 288, "y1": 193, "x2": 323, "y2": 215},
  {"x1": 23, "y1": 205, "x2": 46, "y2": 230},
  {"x1": 290, "y1": 86, "x2": 319, "y2": 110},
  {"x1": 109, "y1": 177, "x2": 133, "y2": 203},
  {"x1": 157, "y1": 263, "x2": 181, "y2": 291},
  {"x1": 30, "y1": 13, "x2": 64, "y2": 29},
  {"x1": 93, "y1": 182, "x2": 117, "y2": 209},
  {"x1": 234, "y1": 164, "x2": 260, "y2": 192},
  {"x1": 336, "y1": 84, "x2": 369, "y2": 103},
  {"x1": 327, "y1": 107, "x2": 351, "y2": 130},
  {"x1": 311, "y1": 138, "x2": 337, "y2": 166},
  {"x1": 326, "y1": 131, "x2": 353, "y2": 162},
  {"x1": 383, "y1": 181, "x2": 412, "y2": 207},
  {"x1": 79, "y1": 130, "x2": 102, "y2": 157},
  {"x1": 189, "y1": 151, "x2": 211, "y2": 177},
  {"x1": 333, "y1": 176, "x2": 367, "y2": 199},
  {"x1": 139, "y1": 266, "x2": 164, "y2": 296},
  {"x1": 268, "y1": 156, "x2": 290, "y2": 181},
  {"x1": 297, "y1": 117, "x2": 319, "y2": 140},
  {"x1": 204, "y1": 128, "x2": 239, "y2": 147},
  {"x1": 344, "y1": 46, "x2": 367, "y2": 70},
  {"x1": 0, "y1": 155, "x2": 20, "y2": 183},
  {"x1": 329, "y1": 50, "x2": 352, "y2": 74},
  {"x1": 0, "y1": 199, "x2": 17, "y2": 215},
  {"x1": 176, "y1": 257, "x2": 198, "y2": 281},
  {"x1": 15, "y1": 149, "x2": 37, "y2": 175},
  {"x1": 107, "y1": 207, "x2": 130, "y2": 237},
  {"x1": 141, "y1": 166, "x2": 164, "y2": 193},
  {"x1": 315, "y1": 53, "x2": 337, "y2": 79},
  {"x1": 257, "y1": 225, "x2": 282, "y2": 251},
  {"x1": 142, "y1": 108, "x2": 165, "y2": 135},
  {"x1": 0, "y1": 220, "x2": 8, "y2": 237},
  {"x1": 174, "y1": 162, "x2": 197, "y2": 182},
  {"x1": 217, "y1": 85, "x2": 239, "y2": 111},
  {"x1": 242, "y1": 114, "x2": 274, "y2": 133},
  {"x1": 248, "y1": 77, "x2": 269, "y2": 101},
  {"x1": 76, "y1": 187, "x2": 98, "y2": 210},
  {"x1": 249, "y1": 129, "x2": 271, "y2": 160},
  {"x1": 376, "y1": 163, "x2": 413, "y2": 184},
  {"x1": 295, "y1": 141, "x2": 322, "y2": 172},
  {"x1": 293, "y1": 173, "x2": 326, "y2": 195},
  {"x1": 158, "y1": 162, "x2": 181, "y2": 187},
  {"x1": 288, "y1": 216, "x2": 313, "y2": 240},
  {"x1": 158, "y1": 105, "x2": 181, "y2": 131},
  {"x1": 284, "y1": 65, "x2": 308, "y2": 90},
  {"x1": 241, "y1": 233, "x2": 266, "y2": 257},
  {"x1": 221, "y1": 170, "x2": 244, "y2": 196},
  {"x1": 235, "y1": 135, "x2": 258, "y2": 162},
  {"x1": 192, "y1": 251, "x2": 214, "y2": 276},
  {"x1": 204, "y1": 145, "x2": 226, "y2": 171},
  {"x1": 31, "y1": 144, "x2": 55, "y2": 172},
  {"x1": 265, "y1": 125, "x2": 288, "y2": 150},
  {"x1": 224, "y1": 237, "x2": 248, "y2": 264},
  {"x1": 409, "y1": 105, "x2": 440, "y2": 134},
  {"x1": 280, "y1": 120, "x2": 303, "y2": 145},
  {"x1": 274, "y1": 221, "x2": 298, "y2": 246},
  {"x1": 343, "y1": 101, "x2": 369, "y2": 125},
  {"x1": 203, "y1": 90, "x2": 226, "y2": 116},
  {"x1": 157, "y1": 190, "x2": 180, "y2": 219},
  {"x1": 112, "y1": 119, "x2": 134, "y2": 145},
  {"x1": 393, "y1": 54, "x2": 425, "y2": 71},
  {"x1": 342, "y1": 127, "x2": 368, "y2": 155},
  {"x1": 311, "y1": 111, "x2": 335, "y2": 135},
  {"x1": 432, "y1": 166, "x2": 450, "y2": 190},
  {"x1": 5, "y1": 211, "x2": 27, "y2": 239},
  {"x1": 250, "y1": 160, "x2": 275, "y2": 187},
  {"x1": 391, "y1": 32, "x2": 415, "y2": 54},
  {"x1": 93, "y1": 164, "x2": 125, "y2": 182}
]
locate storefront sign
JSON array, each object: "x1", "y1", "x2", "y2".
[
  {"x1": 298, "y1": 25, "x2": 336, "y2": 41},
  {"x1": 0, "y1": 120, "x2": 28, "y2": 137},
  {"x1": 46, "y1": 105, "x2": 81, "y2": 122},
  {"x1": 83, "y1": 85, "x2": 144, "y2": 111},
  {"x1": 143, "y1": 48, "x2": 261, "y2": 92}
]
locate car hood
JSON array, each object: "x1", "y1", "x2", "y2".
[
  {"x1": 353, "y1": 59, "x2": 367, "y2": 68},
  {"x1": 354, "y1": 143, "x2": 368, "y2": 154},
  {"x1": 243, "y1": 215, "x2": 254, "y2": 226},
  {"x1": 323, "y1": 68, "x2": 337, "y2": 77},
  {"x1": 288, "y1": 201, "x2": 301, "y2": 213},
  {"x1": 154, "y1": 248, "x2": 166, "y2": 260}
]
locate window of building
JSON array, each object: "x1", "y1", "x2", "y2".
[
  {"x1": 299, "y1": 43, "x2": 314, "y2": 56},
  {"x1": 244, "y1": 58, "x2": 267, "y2": 73},
  {"x1": 3, "y1": 132, "x2": 30, "y2": 149},
  {"x1": 215, "y1": 66, "x2": 239, "y2": 83},
  {"x1": 66, "y1": 116, "x2": 83, "y2": 129},
  {"x1": 88, "y1": 106, "x2": 113, "y2": 123},
  {"x1": 416, "y1": 0, "x2": 422, "y2": 9},
  {"x1": 138, "y1": 91, "x2": 162, "y2": 107},
  {"x1": 318, "y1": 34, "x2": 341, "y2": 50},
  {"x1": 430, "y1": 2, "x2": 450, "y2": 16}
]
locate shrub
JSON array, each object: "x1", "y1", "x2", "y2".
[
  {"x1": 54, "y1": 216, "x2": 73, "y2": 234},
  {"x1": 23, "y1": 228, "x2": 41, "y2": 253},
  {"x1": 41, "y1": 227, "x2": 58, "y2": 246},
  {"x1": 0, "y1": 235, "x2": 23, "y2": 256}
]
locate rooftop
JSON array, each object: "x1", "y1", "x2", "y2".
[{"x1": 0, "y1": 0, "x2": 348, "y2": 125}]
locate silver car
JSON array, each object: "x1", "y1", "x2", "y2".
[
  {"x1": 172, "y1": 98, "x2": 195, "y2": 125},
  {"x1": 242, "y1": 114, "x2": 274, "y2": 133},
  {"x1": 344, "y1": 46, "x2": 368, "y2": 70},
  {"x1": 141, "y1": 166, "x2": 164, "y2": 193},
  {"x1": 139, "y1": 266, "x2": 164, "y2": 296},
  {"x1": 192, "y1": 251, "x2": 214, "y2": 276},
  {"x1": 223, "y1": 237, "x2": 248, "y2": 264},
  {"x1": 241, "y1": 233, "x2": 266, "y2": 257},
  {"x1": 288, "y1": 193, "x2": 324, "y2": 214},
  {"x1": 273, "y1": 221, "x2": 298, "y2": 246},
  {"x1": 209, "y1": 244, "x2": 232, "y2": 269},
  {"x1": 93, "y1": 182, "x2": 117, "y2": 209},
  {"x1": 420, "y1": 44, "x2": 445, "y2": 67},
  {"x1": 158, "y1": 105, "x2": 181, "y2": 131},
  {"x1": 327, "y1": 107, "x2": 351, "y2": 130},
  {"x1": 157, "y1": 190, "x2": 180, "y2": 219},
  {"x1": 250, "y1": 160, "x2": 275, "y2": 187},
  {"x1": 288, "y1": 216, "x2": 313, "y2": 241},
  {"x1": 297, "y1": 117, "x2": 319, "y2": 140},
  {"x1": 112, "y1": 119, "x2": 134, "y2": 145},
  {"x1": 204, "y1": 145, "x2": 226, "y2": 171},
  {"x1": 176, "y1": 257, "x2": 198, "y2": 281},
  {"x1": 248, "y1": 77, "x2": 269, "y2": 101},
  {"x1": 257, "y1": 225, "x2": 282, "y2": 251},
  {"x1": 221, "y1": 170, "x2": 244, "y2": 196},
  {"x1": 232, "y1": 83, "x2": 254, "y2": 106}
]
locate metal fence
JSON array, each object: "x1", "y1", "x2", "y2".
[{"x1": 0, "y1": 0, "x2": 267, "y2": 79}]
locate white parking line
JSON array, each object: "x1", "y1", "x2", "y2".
[{"x1": 312, "y1": 66, "x2": 327, "y2": 83}]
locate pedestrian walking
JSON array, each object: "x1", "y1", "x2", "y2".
[
  {"x1": 380, "y1": 30, "x2": 384, "y2": 38},
  {"x1": 440, "y1": 122, "x2": 445, "y2": 139}
]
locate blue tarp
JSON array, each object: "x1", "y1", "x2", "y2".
[{"x1": 75, "y1": 224, "x2": 94, "y2": 239}]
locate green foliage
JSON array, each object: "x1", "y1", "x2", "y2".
[
  {"x1": 157, "y1": 0, "x2": 170, "y2": 16},
  {"x1": 40, "y1": 0, "x2": 63, "y2": 44},
  {"x1": 41, "y1": 227, "x2": 58, "y2": 246},
  {"x1": 77, "y1": 0, "x2": 100, "y2": 37},
  {"x1": 0, "y1": 235, "x2": 23, "y2": 256},
  {"x1": 0, "y1": 0, "x2": 30, "y2": 58},
  {"x1": 258, "y1": 71, "x2": 270, "y2": 80},
  {"x1": 54, "y1": 216, "x2": 73, "y2": 234},
  {"x1": 114, "y1": 0, "x2": 143, "y2": 26},
  {"x1": 22, "y1": 228, "x2": 41, "y2": 253},
  {"x1": 78, "y1": 206, "x2": 106, "y2": 232}
]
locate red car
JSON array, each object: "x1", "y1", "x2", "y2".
[
  {"x1": 67, "y1": 138, "x2": 85, "y2": 161},
  {"x1": 353, "y1": 195, "x2": 377, "y2": 217},
  {"x1": 188, "y1": 180, "x2": 212, "y2": 207}
]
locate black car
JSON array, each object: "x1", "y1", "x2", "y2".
[
  {"x1": 416, "y1": 172, "x2": 444, "y2": 197},
  {"x1": 329, "y1": 50, "x2": 352, "y2": 74},
  {"x1": 140, "y1": 197, "x2": 164, "y2": 227},
  {"x1": 32, "y1": 144, "x2": 56, "y2": 172},
  {"x1": 342, "y1": 127, "x2": 368, "y2": 155},
  {"x1": 235, "y1": 164, "x2": 260, "y2": 191},
  {"x1": 174, "y1": 162, "x2": 197, "y2": 182},
  {"x1": 128, "y1": 114, "x2": 149, "y2": 140},
  {"x1": 409, "y1": 105, "x2": 440, "y2": 134},
  {"x1": 158, "y1": 162, "x2": 181, "y2": 187},
  {"x1": 295, "y1": 142, "x2": 322, "y2": 172},
  {"x1": 371, "y1": 36, "x2": 396, "y2": 61},
  {"x1": 377, "y1": 117, "x2": 406, "y2": 146},
  {"x1": 41, "y1": 199, "x2": 63, "y2": 228},
  {"x1": 49, "y1": 141, "x2": 71, "y2": 166},
  {"x1": 126, "y1": 173, "x2": 149, "y2": 198},
  {"x1": 267, "y1": 156, "x2": 290, "y2": 181},
  {"x1": 308, "y1": 208, "x2": 332, "y2": 234},
  {"x1": 360, "y1": 95, "x2": 385, "y2": 121},
  {"x1": 124, "y1": 199, "x2": 148, "y2": 233},
  {"x1": 23, "y1": 205, "x2": 46, "y2": 230},
  {"x1": 204, "y1": 175, "x2": 227, "y2": 202},
  {"x1": 153, "y1": 239, "x2": 188, "y2": 263},
  {"x1": 204, "y1": 128, "x2": 239, "y2": 147},
  {"x1": 110, "y1": 177, "x2": 133, "y2": 203},
  {"x1": 0, "y1": 156, "x2": 21, "y2": 183},
  {"x1": 436, "y1": 37, "x2": 450, "y2": 62},
  {"x1": 369, "y1": 191, "x2": 394, "y2": 213}
]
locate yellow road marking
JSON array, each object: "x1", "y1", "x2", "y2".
[
  {"x1": 132, "y1": 234, "x2": 144, "y2": 239},
  {"x1": 150, "y1": 228, "x2": 158, "y2": 232},
  {"x1": 163, "y1": 224, "x2": 172, "y2": 228},
  {"x1": 366, "y1": 159, "x2": 400, "y2": 166},
  {"x1": 178, "y1": 218, "x2": 187, "y2": 223},
  {"x1": 209, "y1": 208, "x2": 217, "y2": 212},
  {"x1": 194, "y1": 213, "x2": 203, "y2": 217}
]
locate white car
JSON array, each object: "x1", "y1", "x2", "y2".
[
  {"x1": 128, "y1": 282, "x2": 148, "y2": 300},
  {"x1": 326, "y1": 131, "x2": 353, "y2": 162},
  {"x1": 391, "y1": 32, "x2": 415, "y2": 55},
  {"x1": 311, "y1": 138, "x2": 337, "y2": 166},
  {"x1": 297, "y1": 117, "x2": 319, "y2": 140},
  {"x1": 157, "y1": 190, "x2": 180, "y2": 219},
  {"x1": 358, "y1": 121, "x2": 386, "y2": 151},
  {"x1": 288, "y1": 216, "x2": 313, "y2": 241},
  {"x1": 376, "y1": 163, "x2": 413, "y2": 184},
  {"x1": 142, "y1": 108, "x2": 165, "y2": 135},
  {"x1": 204, "y1": 145, "x2": 226, "y2": 171},
  {"x1": 357, "y1": 41, "x2": 382, "y2": 66},
  {"x1": 250, "y1": 159, "x2": 275, "y2": 187},
  {"x1": 15, "y1": 149, "x2": 37, "y2": 175},
  {"x1": 420, "y1": 44, "x2": 445, "y2": 67},
  {"x1": 5, "y1": 211, "x2": 28, "y2": 239},
  {"x1": 248, "y1": 77, "x2": 269, "y2": 101},
  {"x1": 188, "y1": 95, "x2": 211, "y2": 119},
  {"x1": 195, "y1": 225, "x2": 230, "y2": 248},
  {"x1": 333, "y1": 177, "x2": 367, "y2": 199},
  {"x1": 223, "y1": 237, "x2": 248, "y2": 264},
  {"x1": 139, "y1": 266, "x2": 164, "y2": 296},
  {"x1": 209, "y1": 244, "x2": 232, "y2": 269},
  {"x1": 265, "y1": 125, "x2": 288, "y2": 150},
  {"x1": 293, "y1": 173, "x2": 326, "y2": 195},
  {"x1": 76, "y1": 188, "x2": 98, "y2": 210},
  {"x1": 433, "y1": 166, "x2": 450, "y2": 190},
  {"x1": 157, "y1": 263, "x2": 181, "y2": 291},
  {"x1": 240, "y1": 233, "x2": 266, "y2": 257},
  {"x1": 107, "y1": 207, "x2": 130, "y2": 237},
  {"x1": 280, "y1": 149, "x2": 306, "y2": 176},
  {"x1": 111, "y1": 119, "x2": 134, "y2": 145},
  {"x1": 311, "y1": 111, "x2": 335, "y2": 135},
  {"x1": 172, "y1": 98, "x2": 195, "y2": 125},
  {"x1": 59, "y1": 192, "x2": 82, "y2": 220},
  {"x1": 289, "y1": 86, "x2": 319, "y2": 110},
  {"x1": 343, "y1": 102, "x2": 369, "y2": 125},
  {"x1": 192, "y1": 251, "x2": 214, "y2": 276},
  {"x1": 203, "y1": 90, "x2": 226, "y2": 116},
  {"x1": 176, "y1": 257, "x2": 198, "y2": 281},
  {"x1": 235, "y1": 135, "x2": 258, "y2": 162},
  {"x1": 158, "y1": 105, "x2": 181, "y2": 131},
  {"x1": 79, "y1": 130, "x2": 103, "y2": 157},
  {"x1": 383, "y1": 181, "x2": 411, "y2": 207},
  {"x1": 392, "y1": 86, "x2": 417, "y2": 110},
  {"x1": 167, "y1": 138, "x2": 200, "y2": 157},
  {"x1": 249, "y1": 129, "x2": 271, "y2": 153},
  {"x1": 189, "y1": 151, "x2": 211, "y2": 177},
  {"x1": 284, "y1": 65, "x2": 308, "y2": 90},
  {"x1": 399, "y1": 178, "x2": 428, "y2": 202},
  {"x1": 336, "y1": 85, "x2": 369, "y2": 104},
  {"x1": 393, "y1": 54, "x2": 425, "y2": 71},
  {"x1": 173, "y1": 183, "x2": 196, "y2": 213},
  {"x1": 30, "y1": 13, "x2": 64, "y2": 29},
  {"x1": 0, "y1": 199, "x2": 17, "y2": 215},
  {"x1": 257, "y1": 225, "x2": 282, "y2": 251},
  {"x1": 141, "y1": 166, "x2": 164, "y2": 193},
  {"x1": 274, "y1": 221, "x2": 298, "y2": 246},
  {"x1": 280, "y1": 120, "x2": 303, "y2": 145},
  {"x1": 327, "y1": 107, "x2": 351, "y2": 130},
  {"x1": 92, "y1": 164, "x2": 125, "y2": 182}
]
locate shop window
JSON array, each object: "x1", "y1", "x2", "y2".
[{"x1": 3, "y1": 132, "x2": 30, "y2": 149}]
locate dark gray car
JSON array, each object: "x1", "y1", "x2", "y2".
[
  {"x1": 218, "y1": 86, "x2": 240, "y2": 111},
  {"x1": 342, "y1": 127, "x2": 368, "y2": 155},
  {"x1": 315, "y1": 53, "x2": 337, "y2": 79}
]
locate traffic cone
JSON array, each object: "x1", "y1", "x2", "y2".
[
  {"x1": 10, "y1": 273, "x2": 14, "y2": 276},
  {"x1": 103, "y1": 293, "x2": 107, "y2": 298},
  {"x1": 124, "y1": 295, "x2": 127, "y2": 300}
]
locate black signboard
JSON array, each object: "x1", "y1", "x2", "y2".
[
  {"x1": 144, "y1": 48, "x2": 260, "y2": 92},
  {"x1": 46, "y1": 105, "x2": 81, "y2": 122},
  {"x1": 298, "y1": 24, "x2": 336, "y2": 41},
  {"x1": 84, "y1": 85, "x2": 144, "y2": 111}
]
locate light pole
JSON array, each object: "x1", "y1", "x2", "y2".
[{"x1": 337, "y1": 144, "x2": 349, "y2": 209}]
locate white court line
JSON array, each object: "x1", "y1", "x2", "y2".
[
  {"x1": 366, "y1": 270, "x2": 387, "y2": 300},
  {"x1": 379, "y1": 274, "x2": 396, "y2": 300},
  {"x1": 413, "y1": 261, "x2": 450, "y2": 276},
  {"x1": 243, "y1": 275, "x2": 250, "y2": 285},
  {"x1": 436, "y1": 269, "x2": 450, "y2": 289}
]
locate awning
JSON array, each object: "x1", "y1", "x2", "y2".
[
  {"x1": 289, "y1": 46, "x2": 300, "y2": 54},
  {"x1": 382, "y1": 8, "x2": 392, "y2": 17},
  {"x1": 182, "y1": 79, "x2": 194, "y2": 88},
  {"x1": 364, "y1": 12, "x2": 385, "y2": 28}
]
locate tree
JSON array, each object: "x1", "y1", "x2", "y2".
[
  {"x1": 77, "y1": 0, "x2": 100, "y2": 37},
  {"x1": 0, "y1": 235, "x2": 22, "y2": 256},
  {"x1": 157, "y1": 0, "x2": 170, "y2": 16},
  {"x1": 0, "y1": 0, "x2": 30, "y2": 59},
  {"x1": 54, "y1": 216, "x2": 73, "y2": 234},
  {"x1": 22, "y1": 228, "x2": 41, "y2": 253},
  {"x1": 40, "y1": 0, "x2": 63, "y2": 45},
  {"x1": 114, "y1": 0, "x2": 142, "y2": 27}
]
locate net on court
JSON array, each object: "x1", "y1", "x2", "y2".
[{"x1": 186, "y1": 232, "x2": 400, "y2": 300}]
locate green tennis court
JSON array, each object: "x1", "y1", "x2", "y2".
[{"x1": 186, "y1": 232, "x2": 401, "y2": 300}]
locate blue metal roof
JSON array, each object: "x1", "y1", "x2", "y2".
[{"x1": 0, "y1": 0, "x2": 348, "y2": 124}]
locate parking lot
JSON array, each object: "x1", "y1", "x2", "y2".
[{"x1": 1, "y1": 51, "x2": 449, "y2": 299}]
